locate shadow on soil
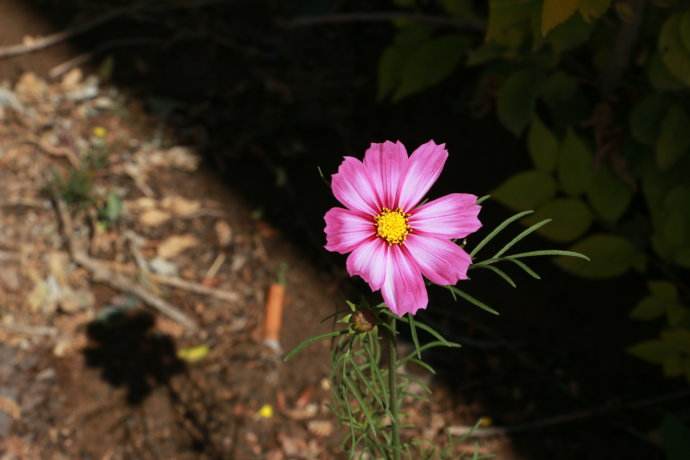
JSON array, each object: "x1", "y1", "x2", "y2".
[{"x1": 83, "y1": 307, "x2": 184, "y2": 405}]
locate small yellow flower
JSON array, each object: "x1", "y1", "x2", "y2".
[
  {"x1": 92, "y1": 126, "x2": 107, "y2": 139},
  {"x1": 257, "y1": 404, "x2": 273, "y2": 419},
  {"x1": 478, "y1": 416, "x2": 493, "y2": 427}
]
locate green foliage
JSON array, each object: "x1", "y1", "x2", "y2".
[
  {"x1": 662, "y1": 415, "x2": 690, "y2": 460},
  {"x1": 497, "y1": 69, "x2": 544, "y2": 135},
  {"x1": 586, "y1": 166, "x2": 632, "y2": 223},
  {"x1": 528, "y1": 116, "x2": 559, "y2": 172},
  {"x1": 628, "y1": 282, "x2": 690, "y2": 382},
  {"x1": 541, "y1": 0, "x2": 579, "y2": 35},
  {"x1": 659, "y1": 14, "x2": 690, "y2": 87},
  {"x1": 378, "y1": 28, "x2": 468, "y2": 101},
  {"x1": 525, "y1": 198, "x2": 592, "y2": 242},
  {"x1": 285, "y1": 302, "x2": 488, "y2": 459},
  {"x1": 557, "y1": 234, "x2": 644, "y2": 278},
  {"x1": 630, "y1": 94, "x2": 668, "y2": 145},
  {"x1": 97, "y1": 191, "x2": 123, "y2": 227},
  {"x1": 656, "y1": 105, "x2": 690, "y2": 170},
  {"x1": 378, "y1": 0, "x2": 690, "y2": 405},
  {"x1": 380, "y1": 1, "x2": 690, "y2": 281},
  {"x1": 49, "y1": 167, "x2": 94, "y2": 207},
  {"x1": 558, "y1": 129, "x2": 593, "y2": 196},
  {"x1": 493, "y1": 170, "x2": 556, "y2": 210}
]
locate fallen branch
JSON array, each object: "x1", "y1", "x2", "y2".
[
  {"x1": 49, "y1": 37, "x2": 163, "y2": 79},
  {"x1": 23, "y1": 137, "x2": 80, "y2": 168},
  {"x1": 284, "y1": 12, "x2": 484, "y2": 32},
  {"x1": 52, "y1": 197, "x2": 198, "y2": 331},
  {"x1": 0, "y1": 322, "x2": 58, "y2": 337},
  {"x1": 447, "y1": 388, "x2": 690, "y2": 438},
  {"x1": 153, "y1": 273, "x2": 239, "y2": 303},
  {"x1": 0, "y1": 0, "x2": 231, "y2": 60},
  {"x1": 0, "y1": 7, "x2": 134, "y2": 59}
]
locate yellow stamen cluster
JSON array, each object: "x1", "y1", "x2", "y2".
[{"x1": 375, "y1": 208, "x2": 411, "y2": 245}]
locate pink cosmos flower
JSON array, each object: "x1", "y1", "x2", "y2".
[{"x1": 324, "y1": 140, "x2": 482, "y2": 316}]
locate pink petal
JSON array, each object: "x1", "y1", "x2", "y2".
[
  {"x1": 324, "y1": 207, "x2": 375, "y2": 254},
  {"x1": 331, "y1": 156, "x2": 379, "y2": 215},
  {"x1": 397, "y1": 140, "x2": 448, "y2": 211},
  {"x1": 409, "y1": 193, "x2": 482, "y2": 239},
  {"x1": 381, "y1": 246, "x2": 428, "y2": 316},
  {"x1": 346, "y1": 237, "x2": 388, "y2": 291},
  {"x1": 404, "y1": 234, "x2": 471, "y2": 285},
  {"x1": 363, "y1": 141, "x2": 408, "y2": 209}
]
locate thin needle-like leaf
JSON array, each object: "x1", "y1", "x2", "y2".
[
  {"x1": 396, "y1": 316, "x2": 459, "y2": 346},
  {"x1": 408, "y1": 314, "x2": 422, "y2": 359},
  {"x1": 400, "y1": 340, "x2": 460, "y2": 365},
  {"x1": 342, "y1": 373, "x2": 377, "y2": 435},
  {"x1": 509, "y1": 258, "x2": 541, "y2": 279},
  {"x1": 477, "y1": 264, "x2": 517, "y2": 287},
  {"x1": 494, "y1": 218, "x2": 552, "y2": 258},
  {"x1": 284, "y1": 330, "x2": 346, "y2": 361},
  {"x1": 508, "y1": 249, "x2": 590, "y2": 260},
  {"x1": 476, "y1": 194, "x2": 491, "y2": 204},
  {"x1": 347, "y1": 354, "x2": 387, "y2": 410},
  {"x1": 447, "y1": 286, "x2": 500, "y2": 315},
  {"x1": 470, "y1": 210, "x2": 534, "y2": 257}
]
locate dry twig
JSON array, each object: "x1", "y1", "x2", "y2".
[
  {"x1": 448, "y1": 388, "x2": 690, "y2": 438},
  {"x1": 0, "y1": 7, "x2": 134, "y2": 59},
  {"x1": 284, "y1": 12, "x2": 483, "y2": 31},
  {"x1": 52, "y1": 196, "x2": 198, "y2": 330}
]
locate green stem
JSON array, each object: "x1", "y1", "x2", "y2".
[{"x1": 387, "y1": 316, "x2": 401, "y2": 460}]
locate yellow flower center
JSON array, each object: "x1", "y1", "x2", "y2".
[{"x1": 375, "y1": 208, "x2": 410, "y2": 244}]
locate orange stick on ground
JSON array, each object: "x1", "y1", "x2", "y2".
[{"x1": 263, "y1": 282, "x2": 285, "y2": 352}]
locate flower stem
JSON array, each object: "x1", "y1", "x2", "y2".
[{"x1": 387, "y1": 316, "x2": 401, "y2": 460}]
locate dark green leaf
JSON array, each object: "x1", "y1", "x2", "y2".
[
  {"x1": 667, "y1": 304, "x2": 687, "y2": 327},
  {"x1": 540, "y1": 72, "x2": 579, "y2": 108},
  {"x1": 579, "y1": 0, "x2": 612, "y2": 22},
  {"x1": 486, "y1": 0, "x2": 537, "y2": 48},
  {"x1": 525, "y1": 198, "x2": 593, "y2": 242},
  {"x1": 377, "y1": 25, "x2": 433, "y2": 100},
  {"x1": 656, "y1": 105, "x2": 690, "y2": 170},
  {"x1": 377, "y1": 46, "x2": 407, "y2": 100},
  {"x1": 547, "y1": 14, "x2": 593, "y2": 53},
  {"x1": 541, "y1": 0, "x2": 579, "y2": 35},
  {"x1": 661, "y1": 329, "x2": 690, "y2": 353},
  {"x1": 627, "y1": 339, "x2": 672, "y2": 365},
  {"x1": 649, "y1": 281, "x2": 678, "y2": 301},
  {"x1": 497, "y1": 69, "x2": 544, "y2": 136},
  {"x1": 558, "y1": 129, "x2": 593, "y2": 196},
  {"x1": 557, "y1": 233, "x2": 644, "y2": 278},
  {"x1": 586, "y1": 166, "x2": 633, "y2": 223},
  {"x1": 647, "y1": 52, "x2": 684, "y2": 91},
  {"x1": 659, "y1": 14, "x2": 690, "y2": 86},
  {"x1": 662, "y1": 415, "x2": 690, "y2": 460},
  {"x1": 394, "y1": 35, "x2": 468, "y2": 101},
  {"x1": 528, "y1": 116, "x2": 559, "y2": 172},
  {"x1": 493, "y1": 170, "x2": 556, "y2": 211},
  {"x1": 680, "y1": 11, "x2": 690, "y2": 55},
  {"x1": 629, "y1": 297, "x2": 666, "y2": 321},
  {"x1": 629, "y1": 94, "x2": 669, "y2": 145}
]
